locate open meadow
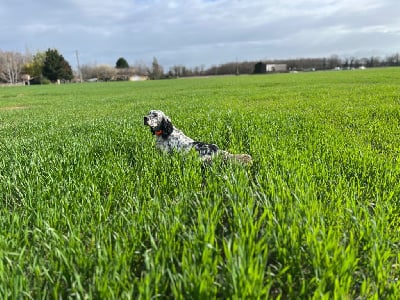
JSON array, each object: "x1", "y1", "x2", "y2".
[{"x1": 1, "y1": 68, "x2": 400, "y2": 298}]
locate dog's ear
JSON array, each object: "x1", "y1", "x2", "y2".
[{"x1": 160, "y1": 116, "x2": 173, "y2": 137}]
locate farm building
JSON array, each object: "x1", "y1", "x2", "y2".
[
  {"x1": 254, "y1": 62, "x2": 287, "y2": 73},
  {"x1": 266, "y1": 64, "x2": 287, "y2": 72}
]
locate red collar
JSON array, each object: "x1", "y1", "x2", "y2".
[{"x1": 155, "y1": 130, "x2": 163, "y2": 136}]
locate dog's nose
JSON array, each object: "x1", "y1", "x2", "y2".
[{"x1": 144, "y1": 116, "x2": 148, "y2": 124}]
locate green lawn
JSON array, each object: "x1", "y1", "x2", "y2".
[{"x1": 1, "y1": 68, "x2": 399, "y2": 299}]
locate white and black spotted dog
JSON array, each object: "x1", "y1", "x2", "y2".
[{"x1": 144, "y1": 110, "x2": 252, "y2": 164}]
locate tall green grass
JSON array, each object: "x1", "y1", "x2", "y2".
[{"x1": 1, "y1": 68, "x2": 400, "y2": 298}]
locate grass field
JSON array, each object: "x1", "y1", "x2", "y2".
[{"x1": 1, "y1": 68, "x2": 400, "y2": 299}]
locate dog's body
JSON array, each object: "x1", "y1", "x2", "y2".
[{"x1": 144, "y1": 110, "x2": 252, "y2": 164}]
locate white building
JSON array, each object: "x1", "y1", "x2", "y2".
[{"x1": 266, "y1": 64, "x2": 287, "y2": 72}]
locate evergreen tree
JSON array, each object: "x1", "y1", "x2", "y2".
[
  {"x1": 42, "y1": 49, "x2": 73, "y2": 81},
  {"x1": 116, "y1": 57, "x2": 129, "y2": 69}
]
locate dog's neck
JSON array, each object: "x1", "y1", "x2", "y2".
[
  {"x1": 154, "y1": 126, "x2": 175, "y2": 138},
  {"x1": 154, "y1": 129, "x2": 163, "y2": 136}
]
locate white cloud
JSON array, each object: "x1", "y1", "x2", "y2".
[{"x1": 0, "y1": 0, "x2": 399, "y2": 68}]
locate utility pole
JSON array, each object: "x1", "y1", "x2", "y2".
[{"x1": 75, "y1": 50, "x2": 83, "y2": 82}]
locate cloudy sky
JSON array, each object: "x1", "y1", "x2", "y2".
[{"x1": 1, "y1": 0, "x2": 399, "y2": 69}]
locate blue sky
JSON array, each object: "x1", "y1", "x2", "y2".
[{"x1": 1, "y1": 0, "x2": 399, "y2": 69}]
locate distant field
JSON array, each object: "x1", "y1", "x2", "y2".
[{"x1": 1, "y1": 68, "x2": 399, "y2": 298}]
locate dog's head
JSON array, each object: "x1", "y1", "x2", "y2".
[{"x1": 143, "y1": 110, "x2": 173, "y2": 138}]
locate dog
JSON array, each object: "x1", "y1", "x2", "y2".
[{"x1": 144, "y1": 110, "x2": 252, "y2": 164}]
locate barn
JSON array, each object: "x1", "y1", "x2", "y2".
[
  {"x1": 266, "y1": 64, "x2": 287, "y2": 72},
  {"x1": 254, "y1": 62, "x2": 287, "y2": 73}
]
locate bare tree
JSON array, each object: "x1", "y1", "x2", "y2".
[
  {"x1": 0, "y1": 51, "x2": 27, "y2": 84},
  {"x1": 327, "y1": 54, "x2": 342, "y2": 69},
  {"x1": 386, "y1": 53, "x2": 400, "y2": 66},
  {"x1": 132, "y1": 60, "x2": 149, "y2": 76},
  {"x1": 80, "y1": 64, "x2": 96, "y2": 80},
  {"x1": 170, "y1": 65, "x2": 182, "y2": 77},
  {"x1": 96, "y1": 65, "x2": 117, "y2": 81},
  {"x1": 150, "y1": 57, "x2": 163, "y2": 80},
  {"x1": 367, "y1": 56, "x2": 381, "y2": 68},
  {"x1": 115, "y1": 67, "x2": 137, "y2": 81},
  {"x1": 80, "y1": 64, "x2": 117, "y2": 81}
]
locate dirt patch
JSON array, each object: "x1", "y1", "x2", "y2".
[{"x1": 0, "y1": 106, "x2": 28, "y2": 111}]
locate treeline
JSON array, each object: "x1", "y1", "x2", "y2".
[
  {"x1": 0, "y1": 49, "x2": 73, "y2": 84},
  {"x1": 169, "y1": 53, "x2": 400, "y2": 77},
  {"x1": 1, "y1": 48, "x2": 400, "y2": 84},
  {"x1": 0, "y1": 49, "x2": 164, "y2": 84},
  {"x1": 79, "y1": 57, "x2": 163, "y2": 81}
]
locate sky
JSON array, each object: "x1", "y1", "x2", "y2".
[{"x1": 1, "y1": 0, "x2": 399, "y2": 70}]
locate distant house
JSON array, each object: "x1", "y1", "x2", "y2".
[
  {"x1": 254, "y1": 62, "x2": 287, "y2": 73},
  {"x1": 129, "y1": 75, "x2": 149, "y2": 81},
  {"x1": 266, "y1": 64, "x2": 287, "y2": 72},
  {"x1": 21, "y1": 74, "x2": 31, "y2": 85}
]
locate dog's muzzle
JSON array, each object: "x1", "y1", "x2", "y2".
[{"x1": 144, "y1": 116, "x2": 149, "y2": 125}]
